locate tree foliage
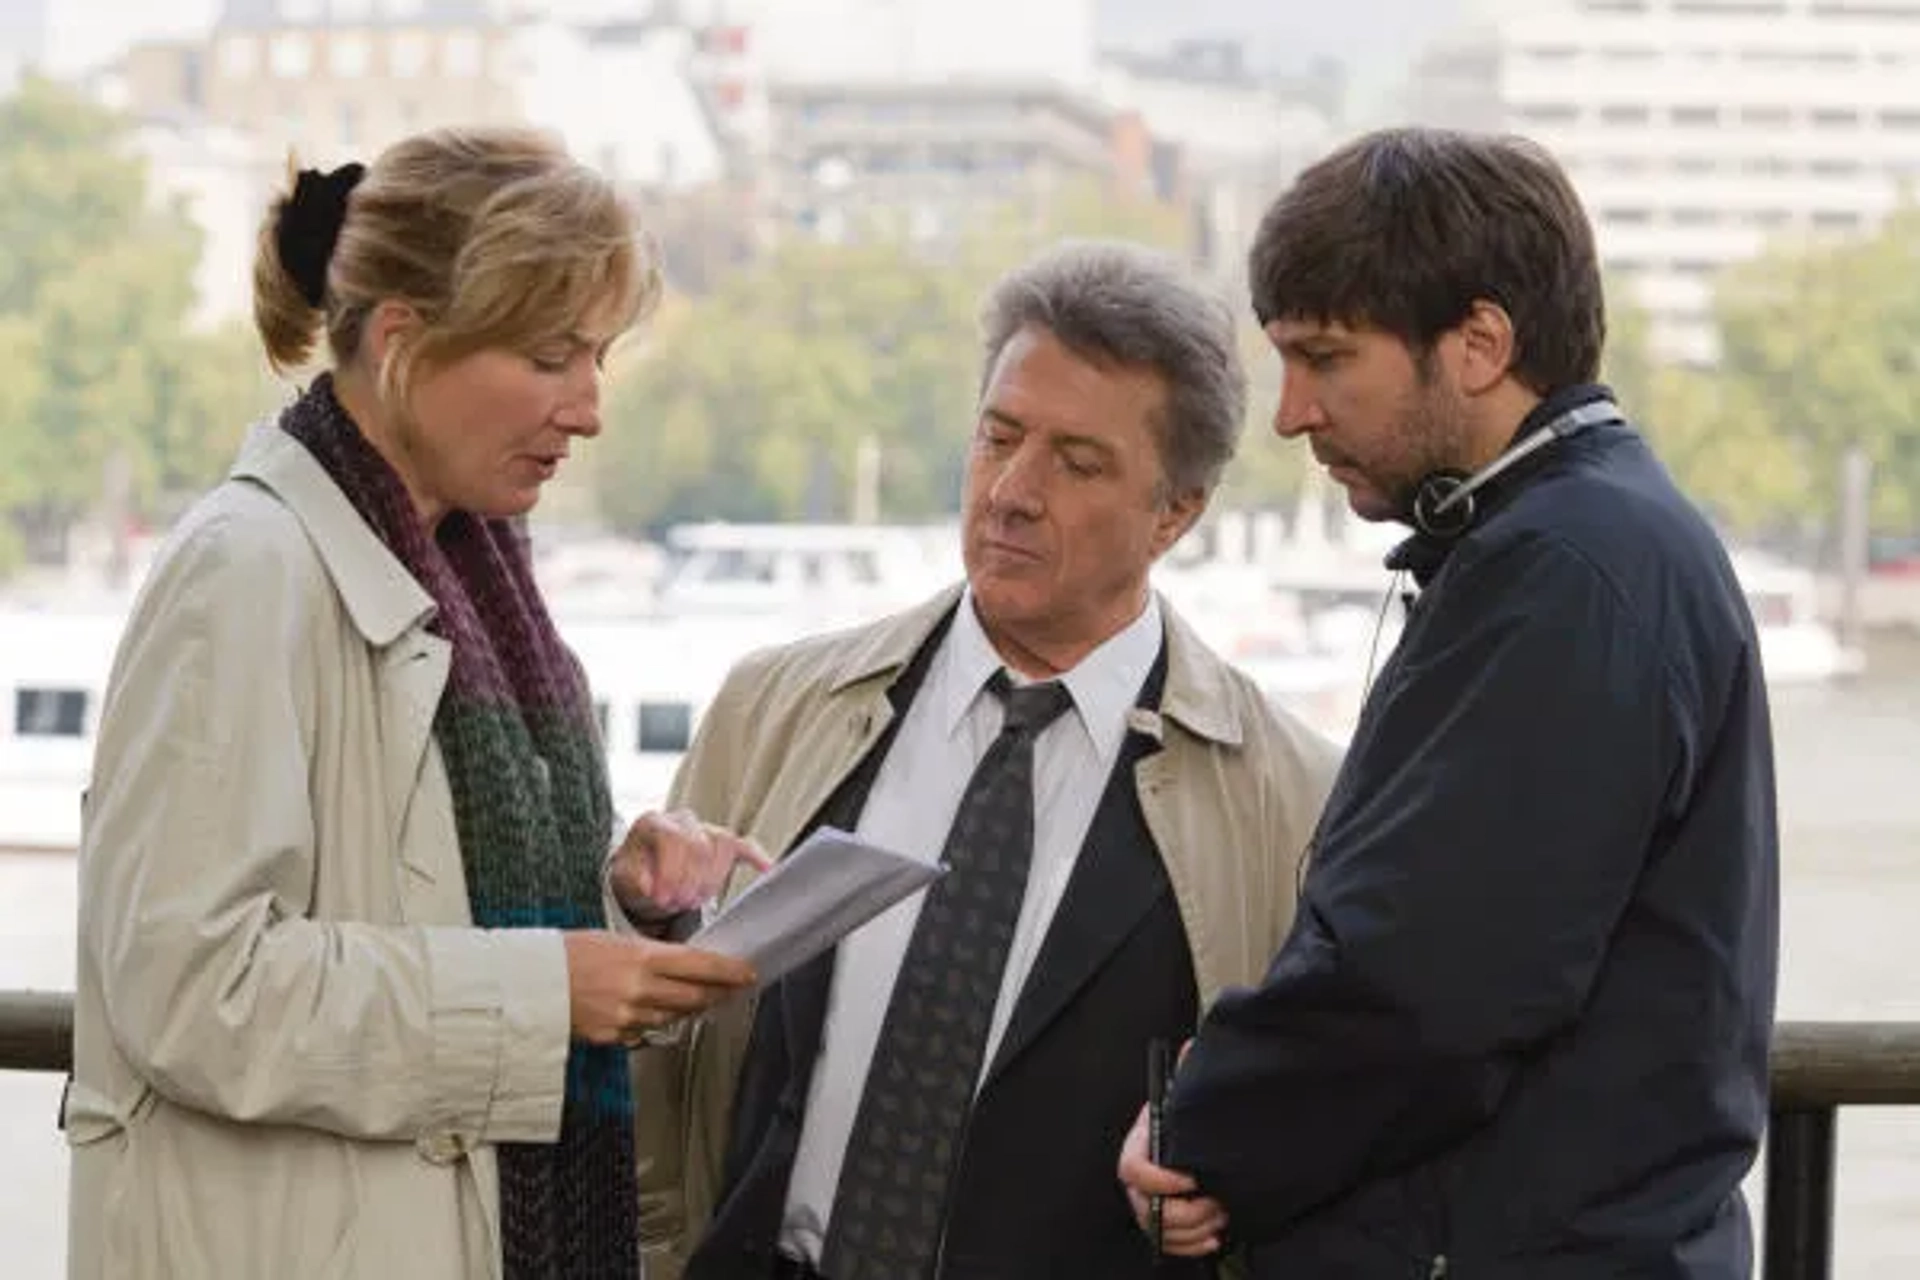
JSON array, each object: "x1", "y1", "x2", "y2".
[
  {"x1": 1604, "y1": 275, "x2": 1813, "y2": 532},
  {"x1": 0, "y1": 76, "x2": 281, "y2": 575},
  {"x1": 598, "y1": 235, "x2": 980, "y2": 532},
  {"x1": 600, "y1": 196, "x2": 1920, "y2": 539},
  {"x1": 1710, "y1": 207, "x2": 1920, "y2": 530},
  {"x1": 595, "y1": 178, "x2": 1312, "y2": 531},
  {"x1": 13, "y1": 68, "x2": 1920, "y2": 563}
]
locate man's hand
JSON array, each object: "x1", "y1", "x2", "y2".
[
  {"x1": 610, "y1": 808, "x2": 773, "y2": 918},
  {"x1": 1117, "y1": 1101, "x2": 1228, "y2": 1257},
  {"x1": 563, "y1": 932, "x2": 756, "y2": 1045}
]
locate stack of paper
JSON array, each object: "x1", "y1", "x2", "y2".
[{"x1": 690, "y1": 826, "x2": 943, "y2": 986}]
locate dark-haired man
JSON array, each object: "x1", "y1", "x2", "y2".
[{"x1": 1121, "y1": 127, "x2": 1779, "y2": 1280}]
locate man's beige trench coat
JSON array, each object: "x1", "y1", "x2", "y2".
[{"x1": 628, "y1": 587, "x2": 1344, "y2": 1279}]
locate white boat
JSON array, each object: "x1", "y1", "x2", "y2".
[
  {"x1": 0, "y1": 607, "x2": 127, "y2": 852},
  {"x1": 555, "y1": 608, "x2": 795, "y2": 823},
  {"x1": 0, "y1": 535, "x2": 1862, "y2": 853},
  {"x1": 0, "y1": 600, "x2": 783, "y2": 854},
  {"x1": 1734, "y1": 551, "x2": 1867, "y2": 684},
  {"x1": 1154, "y1": 560, "x2": 1374, "y2": 746},
  {"x1": 647, "y1": 521, "x2": 952, "y2": 626}
]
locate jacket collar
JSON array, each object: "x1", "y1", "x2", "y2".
[
  {"x1": 228, "y1": 418, "x2": 436, "y2": 647},
  {"x1": 825, "y1": 583, "x2": 1244, "y2": 747}
]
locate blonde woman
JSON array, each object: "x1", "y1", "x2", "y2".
[{"x1": 66, "y1": 128, "x2": 754, "y2": 1279}]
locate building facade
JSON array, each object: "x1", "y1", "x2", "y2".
[{"x1": 1410, "y1": 0, "x2": 1920, "y2": 362}]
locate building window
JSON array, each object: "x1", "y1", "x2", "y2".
[
  {"x1": 635, "y1": 702, "x2": 692, "y2": 755},
  {"x1": 1740, "y1": 106, "x2": 1793, "y2": 128},
  {"x1": 270, "y1": 33, "x2": 313, "y2": 77},
  {"x1": 339, "y1": 102, "x2": 359, "y2": 147},
  {"x1": 1516, "y1": 103, "x2": 1580, "y2": 126},
  {"x1": 1672, "y1": 106, "x2": 1720, "y2": 127},
  {"x1": 279, "y1": 0, "x2": 322, "y2": 21},
  {"x1": 389, "y1": 32, "x2": 429, "y2": 77},
  {"x1": 330, "y1": 35, "x2": 370, "y2": 78},
  {"x1": 443, "y1": 33, "x2": 483, "y2": 78},
  {"x1": 1676, "y1": 0, "x2": 1787, "y2": 13},
  {"x1": 1811, "y1": 108, "x2": 1860, "y2": 129},
  {"x1": 219, "y1": 36, "x2": 259, "y2": 78},
  {"x1": 14, "y1": 688, "x2": 87, "y2": 738},
  {"x1": 1599, "y1": 104, "x2": 1651, "y2": 126}
]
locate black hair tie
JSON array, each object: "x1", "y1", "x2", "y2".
[{"x1": 276, "y1": 162, "x2": 366, "y2": 308}]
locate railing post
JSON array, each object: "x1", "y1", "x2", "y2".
[
  {"x1": 0, "y1": 990, "x2": 73, "y2": 1075},
  {"x1": 1764, "y1": 1107, "x2": 1836, "y2": 1280}
]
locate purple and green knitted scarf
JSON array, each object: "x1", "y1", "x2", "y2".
[{"x1": 282, "y1": 375, "x2": 638, "y2": 1278}]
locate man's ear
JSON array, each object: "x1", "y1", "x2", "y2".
[
  {"x1": 1450, "y1": 299, "x2": 1518, "y2": 398},
  {"x1": 1152, "y1": 486, "x2": 1208, "y2": 558}
]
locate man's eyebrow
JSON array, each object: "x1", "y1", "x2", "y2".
[
  {"x1": 1277, "y1": 333, "x2": 1347, "y2": 357},
  {"x1": 1052, "y1": 431, "x2": 1116, "y2": 457},
  {"x1": 981, "y1": 408, "x2": 1114, "y2": 457}
]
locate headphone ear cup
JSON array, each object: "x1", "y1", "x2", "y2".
[{"x1": 1411, "y1": 471, "x2": 1476, "y2": 540}]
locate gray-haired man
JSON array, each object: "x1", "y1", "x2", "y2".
[{"x1": 616, "y1": 241, "x2": 1342, "y2": 1280}]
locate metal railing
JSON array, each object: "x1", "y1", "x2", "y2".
[
  {"x1": 2, "y1": 991, "x2": 1915, "y2": 1278},
  {"x1": 0, "y1": 990, "x2": 70, "y2": 1075},
  {"x1": 1764, "y1": 1022, "x2": 1920, "y2": 1279}
]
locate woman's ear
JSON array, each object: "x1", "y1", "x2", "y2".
[{"x1": 362, "y1": 299, "x2": 421, "y2": 370}]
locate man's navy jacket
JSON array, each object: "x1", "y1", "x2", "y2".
[{"x1": 1167, "y1": 386, "x2": 1780, "y2": 1279}]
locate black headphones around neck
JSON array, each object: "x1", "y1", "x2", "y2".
[{"x1": 1407, "y1": 397, "x2": 1624, "y2": 540}]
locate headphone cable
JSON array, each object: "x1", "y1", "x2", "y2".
[{"x1": 1360, "y1": 568, "x2": 1406, "y2": 705}]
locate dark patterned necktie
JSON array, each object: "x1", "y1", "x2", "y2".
[{"x1": 821, "y1": 669, "x2": 1074, "y2": 1280}]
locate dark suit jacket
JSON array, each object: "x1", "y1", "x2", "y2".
[{"x1": 686, "y1": 630, "x2": 1216, "y2": 1280}]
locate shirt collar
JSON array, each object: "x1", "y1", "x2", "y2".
[{"x1": 940, "y1": 589, "x2": 1165, "y2": 772}]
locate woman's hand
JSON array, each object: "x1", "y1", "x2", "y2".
[{"x1": 563, "y1": 931, "x2": 756, "y2": 1044}]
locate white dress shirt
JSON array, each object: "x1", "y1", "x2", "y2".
[{"x1": 778, "y1": 590, "x2": 1165, "y2": 1263}]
